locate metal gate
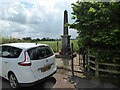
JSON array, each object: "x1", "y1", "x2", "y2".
[{"x1": 55, "y1": 43, "x2": 86, "y2": 77}]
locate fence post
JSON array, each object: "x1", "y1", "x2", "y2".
[
  {"x1": 95, "y1": 62, "x2": 99, "y2": 77},
  {"x1": 57, "y1": 41, "x2": 59, "y2": 52},
  {"x1": 83, "y1": 53, "x2": 85, "y2": 68},
  {"x1": 79, "y1": 53, "x2": 81, "y2": 66},
  {"x1": 78, "y1": 44, "x2": 81, "y2": 66},
  {"x1": 71, "y1": 43, "x2": 74, "y2": 76},
  {"x1": 87, "y1": 56, "x2": 90, "y2": 72}
]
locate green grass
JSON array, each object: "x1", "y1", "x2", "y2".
[
  {"x1": 70, "y1": 40, "x2": 79, "y2": 52},
  {"x1": 0, "y1": 38, "x2": 29, "y2": 44},
  {"x1": 0, "y1": 38, "x2": 79, "y2": 52},
  {"x1": 38, "y1": 41, "x2": 62, "y2": 52},
  {"x1": 38, "y1": 40, "x2": 79, "y2": 52}
]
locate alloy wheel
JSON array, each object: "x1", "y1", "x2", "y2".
[{"x1": 9, "y1": 74, "x2": 18, "y2": 88}]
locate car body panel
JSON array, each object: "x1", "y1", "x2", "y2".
[{"x1": 0, "y1": 43, "x2": 57, "y2": 84}]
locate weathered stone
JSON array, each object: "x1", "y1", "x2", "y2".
[{"x1": 60, "y1": 10, "x2": 71, "y2": 55}]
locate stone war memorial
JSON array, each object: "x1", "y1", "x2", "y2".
[{"x1": 59, "y1": 10, "x2": 71, "y2": 55}]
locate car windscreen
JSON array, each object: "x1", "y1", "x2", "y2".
[{"x1": 27, "y1": 46, "x2": 54, "y2": 60}]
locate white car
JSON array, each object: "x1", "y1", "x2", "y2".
[{"x1": 0, "y1": 43, "x2": 57, "y2": 88}]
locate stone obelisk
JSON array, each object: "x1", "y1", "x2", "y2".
[{"x1": 61, "y1": 10, "x2": 71, "y2": 55}]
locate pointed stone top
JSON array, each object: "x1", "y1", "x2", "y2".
[{"x1": 64, "y1": 10, "x2": 68, "y2": 13}]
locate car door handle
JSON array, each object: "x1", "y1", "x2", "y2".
[{"x1": 4, "y1": 61, "x2": 8, "y2": 64}]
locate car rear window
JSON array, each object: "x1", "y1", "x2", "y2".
[{"x1": 27, "y1": 46, "x2": 54, "y2": 60}]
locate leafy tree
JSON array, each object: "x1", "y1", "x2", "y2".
[
  {"x1": 35, "y1": 38, "x2": 41, "y2": 41},
  {"x1": 69, "y1": 1, "x2": 120, "y2": 63},
  {"x1": 22, "y1": 37, "x2": 32, "y2": 41}
]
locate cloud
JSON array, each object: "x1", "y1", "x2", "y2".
[{"x1": 0, "y1": 0, "x2": 78, "y2": 39}]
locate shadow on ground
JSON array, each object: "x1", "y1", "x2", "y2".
[
  {"x1": 2, "y1": 76, "x2": 56, "y2": 89},
  {"x1": 68, "y1": 75, "x2": 120, "y2": 89}
]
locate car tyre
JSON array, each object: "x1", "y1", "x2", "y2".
[{"x1": 9, "y1": 73, "x2": 19, "y2": 88}]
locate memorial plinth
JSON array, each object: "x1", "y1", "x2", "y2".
[{"x1": 59, "y1": 10, "x2": 71, "y2": 55}]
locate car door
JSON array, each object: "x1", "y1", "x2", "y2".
[
  {"x1": 1, "y1": 46, "x2": 11, "y2": 78},
  {"x1": 0, "y1": 46, "x2": 2, "y2": 76},
  {"x1": 2, "y1": 46, "x2": 22, "y2": 79}
]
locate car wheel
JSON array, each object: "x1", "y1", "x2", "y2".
[{"x1": 9, "y1": 73, "x2": 19, "y2": 88}]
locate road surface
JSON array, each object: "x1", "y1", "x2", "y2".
[{"x1": 1, "y1": 73, "x2": 74, "y2": 89}]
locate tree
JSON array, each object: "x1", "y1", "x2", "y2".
[
  {"x1": 22, "y1": 37, "x2": 32, "y2": 41},
  {"x1": 69, "y1": 2, "x2": 120, "y2": 63},
  {"x1": 35, "y1": 38, "x2": 41, "y2": 42},
  {"x1": 41, "y1": 38, "x2": 47, "y2": 41}
]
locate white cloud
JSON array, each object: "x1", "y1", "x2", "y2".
[
  {"x1": 0, "y1": 0, "x2": 78, "y2": 39},
  {"x1": 0, "y1": 20, "x2": 10, "y2": 27}
]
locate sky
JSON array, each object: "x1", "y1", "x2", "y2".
[{"x1": 0, "y1": 0, "x2": 78, "y2": 39}]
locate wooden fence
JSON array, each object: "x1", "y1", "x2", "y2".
[{"x1": 87, "y1": 55, "x2": 120, "y2": 78}]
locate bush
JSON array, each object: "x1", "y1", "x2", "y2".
[{"x1": 69, "y1": 2, "x2": 120, "y2": 63}]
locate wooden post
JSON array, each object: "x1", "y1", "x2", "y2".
[
  {"x1": 71, "y1": 43, "x2": 74, "y2": 76},
  {"x1": 87, "y1": 56, "x2": 90, "y2": 72},
  {"x1": 95, "y1": 62, "x2": 99, "y2": 77},
  {"x1": 83, "y1": 53, "x2": 85, "y2": 68},
  {"x1": 86, "y1": 54, "x2": 88, "y2": 69},
  {"x1": 79, "y1": 53, "x2": 80, "y2": 66},
  {"x1": 57, "y1": 41, "x2": 59, "y2": 52},
  {"x1": 78, "y1": 44, "x2": 81, "y2": 66}
]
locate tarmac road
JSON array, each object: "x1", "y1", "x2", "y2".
[{"x1": 0, "y1": 73, "x2": 74, "y2": 89}]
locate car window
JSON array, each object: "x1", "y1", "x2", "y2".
[
  {"x1": 27, "y1": 46, "x2": 54, "y2": 60},
  {"x1": 1, "y1": 46, "x2": 22, "y2": 58},
  {"x1": 1, "y1": 46, "x2": 11, "y2": 58},
  {"x1": 10, "y1": 47, "x2": 22, "y2": 58}
]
